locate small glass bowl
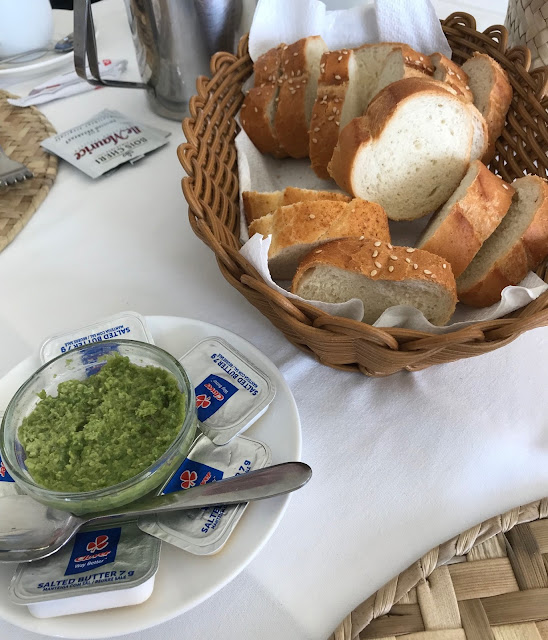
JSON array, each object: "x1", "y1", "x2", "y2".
[{"x1": 0, "y1": 340, "x2": 197, "y2": 515}]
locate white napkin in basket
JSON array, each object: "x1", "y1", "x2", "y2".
[{"x1": 248, "y1": 0, "x2": 452, "y2": 61}]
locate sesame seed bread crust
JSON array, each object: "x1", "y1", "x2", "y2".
[
  {"x1": 242, "y1": 187, "x2": 351, "y2": 224},
  {"x1": 254, "y1": 46, "x2": 283, "y2": 85},
  {"x1": 430, "y1": 52, "x2": 473, "y2": 102},
  {"x1": 284, "y1": 187, "x2": 351, "y2": 206},
  {"x1": 462, "y1": 52, "x2": 513, "y2": 163},
  {"x1": 457, "y1": 175, "x2": 548, "y2": 307},
  {"x1": 242, "y1": 190, "x2": 284, "y2": 225},
  {"x1": 327, "y1": 77, "x2": 478, "y2": 219},
  {"x1": 241, "y1": 85, "x2": 288, "y2": 157},
  {"x1": 241, "y1": 44, "x2": 287, "y2": 158},
  {"x1": 248, "y1": 198, "x2": 390, "y2": 280},
  {"x1": 417, "y1": 161, "x2": 515, "y2": 277},
  {"x1": 309, "y1": 48, "x2": 355, "y2": 179},
  {"x1": 292, "y1": 238, "x2": 457, "y2": 325},
  {"x1": 275, "y1": 36, "x2": 328, "y2": 159}
]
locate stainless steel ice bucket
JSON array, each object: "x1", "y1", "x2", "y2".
[{"x1": 74, "y1": 0, "x2": 255, "y2": 120}]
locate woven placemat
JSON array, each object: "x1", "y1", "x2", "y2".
[
  {"x1": 0, "y1": 90, "x2": 57, "y2": 252},
  {"x1": 330, "y1": 498, "x2": 548, "y2": 639}
]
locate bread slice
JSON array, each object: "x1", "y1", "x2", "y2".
[
  {"x1": 457, "y1": 175, "x2": 548, "y2": 307},
  {"x1": 249, "y1": 198, "x2": 390, "y2": 280},
  {"x1": 373, "y1": 45, "x2": 433, "y2": 97},
  {"x1": 292, "y1": 238, "x2": 457, "y2": 325},
  {"x1": 309, "y1": 49, "x2": 358, "y2": 179},
  {"x1": 461, "y1": 52, "x2": 513, "y2": 163},
  {"x1": 417, "y1": 161, "x2": 515, "y2": 277},
  {"x1": 242, "y1": 187, "x2": 351, "y2": 224},
  {"x1": 274, "y1": 36, "x2": 328, "y2": 158},
  {"x1": 328, "y1": 77, "x2": 479, "y2": 221},
  {"x1": 468, "y1": 104, "x2": 488, "y2": 162},
  {"x1": 241, "y1": 45, "x2": 287, "y2": 157},
  {"x1": 353, "y1": 43, "x2": 406, "y2": 110},
  {"x1": 309, "y1": 43, "x2": 407, "y2": 179},
  {"x1": 430, "y1": 52, "x2": 473, "y2": 102}
]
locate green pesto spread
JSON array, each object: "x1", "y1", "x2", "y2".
[{"x1": 19, "y1": 354, "x2": 186, "y2": 492}]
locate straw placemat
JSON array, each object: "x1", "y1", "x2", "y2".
[
  {"x1": 0, "y1": 90, "x2": 57, "y2": 252},
  {"x1": 330, "y1": 498, "x2": 548, "y2": 639}
]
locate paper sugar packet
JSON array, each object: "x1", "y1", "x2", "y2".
[
  {"x1": 41, "y1": 109, "x2": 170, "y2": 178},
  {"x1": 8, "y1": 59, "x2": 128, "y2": 108}
]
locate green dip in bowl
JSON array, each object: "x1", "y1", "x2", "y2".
[{"x1": 0, "y1": 340, "x2": 197, "y2": 514}]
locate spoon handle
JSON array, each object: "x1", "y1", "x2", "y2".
[{"x1": 84, "y1": 462, "x2": 312, "y2": 525}]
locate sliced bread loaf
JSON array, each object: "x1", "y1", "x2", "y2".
[
  {"x1": 372, "y1": 45, "x2": 433, "y2": 97},
  {"x1": 243, "y1": 187, "x2": 351, "y2": 224},
  {"x1": 241, "y1": 45, "x2": 287, "y2": 157},
  {"x1": 274, "y1": 36, "x2": 328, "y2": 158},
  {"x1": 249, "y1": 198, "x2": 390, "y2": 280},
  {"x1": 417, "y1": 161, "x2": 515, "y2": 277},
  {"x1": 328, "y1": 77, "x2": 479, "y2": 221},
  {"x1": 461, "y1": 52, "x2": 513, "y2": 163},
  {"x1": 430, "y1": 52, "x2": 472, "y2": 101},
  {"x1": 457, "y1": 175, "x2": 548, "y2": 307},
  {"x1": 292, "y1": 238, "x2": 457, "y2": 325}
]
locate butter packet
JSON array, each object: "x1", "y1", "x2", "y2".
[
  {"x1": 40, "y1": 109, "x2": 170, "y2": 178},
  {"x1": 138, "y1": 434, "x2": 271, "y2": 555},
  {"x1": 40, "y1": 311, "x2": 154, "y2": 364},
  {"x1": 179, "y1": 337, "x2": 276, "y2": 445},
  {"x1": 9, "y1": 522, "x2": 160, "y2": 618}
]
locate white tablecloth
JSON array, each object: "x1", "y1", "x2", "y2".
[{"x1": 2, "y1": 1, "x2": 547, "y2": 639}]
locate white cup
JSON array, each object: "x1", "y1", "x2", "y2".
[{"x1": 0, "y1": 0, "x2": 54, "y2": 60}]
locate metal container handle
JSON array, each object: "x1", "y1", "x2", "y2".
[{"x1": 74, "y1": 0, "x2": 148, "y2": 90}]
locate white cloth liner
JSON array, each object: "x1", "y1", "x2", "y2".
[{"x1": 237, "y1": 0, "x2": 548, "y2": 334}]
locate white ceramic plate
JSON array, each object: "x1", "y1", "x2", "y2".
[
  {"x1": 0, "y1": 39, "x2": 74, "y2": 79},
  {"x1": 0, "y1": 316, "x2": 301, "y2": 638}
]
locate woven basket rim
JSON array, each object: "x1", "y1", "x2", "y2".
[
  {"x1": 329, "y1": 496, "x2": 548, "y2": 639},
  {"x1": 179, "y1": 12, "x2": 548, "y2": 375}
]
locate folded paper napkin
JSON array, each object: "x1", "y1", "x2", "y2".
[
  {"x1": 7, "y1": 59, "x2": 127, "y2": 107},
  {"x1": 248, "y1": 0, "x2": 452, "y2": 61}
]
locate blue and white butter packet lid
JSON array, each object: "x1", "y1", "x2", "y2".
[
  {"x1": 179, "y1": 337, "x2": 276, "y2": 445},
  {"x1": 39, "y1": 311, "x2": 154, "y2": 364},
  {"x1": 0, "y1": 412, "x2": 23, "y2": 497},
  {"x1": 9, "y1": 521, "x2": 160, "y2": 618},
  {"x1": 0, "y1": 452, "x2": 23, "y2": 496},
  {"x1": 138, "y1": 433, "x2": 272, "y2": 555}
]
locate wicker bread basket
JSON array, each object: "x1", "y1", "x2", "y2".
[{"x1": 179, "y1": 13, "x2": 548, "y2": 377}]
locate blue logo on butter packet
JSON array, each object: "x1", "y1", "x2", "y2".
[
  {"x1": 65, "y1": 527, "x2": 121, "y2": 576},
  {"x1": 194, "y1": 374, "x2": 238, "y2": 421},
  {"x1": 0, "y1": 456, "x2": 14, "y2": 482},
  {"x1": 162, "y1": 459, "x2": 224, "y2": 495}
]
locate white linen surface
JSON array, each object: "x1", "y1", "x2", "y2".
[{"x1": 2, "y1": 2, "x2": 547, "y2": 640}]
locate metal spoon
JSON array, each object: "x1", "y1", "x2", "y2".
[
  {"x1": 0, "y1": 33, "x2": 74, "y2": 65},
  {"x1": 0, "y1": 461, "x2": 311, "y2": 563}
]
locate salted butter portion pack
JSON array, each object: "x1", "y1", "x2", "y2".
[
  {"x1": 40, "y1": 311, "x2": 154, "y2": 363},
  {"x1": 9, "y1": 522, "x2": 160, "y2": 618},
  {"x1": 180, "y1": 337, "x2": 276, "y2": 445},
  {"x1": 138, "y1": 434, "x2": 271, "y2": 555}
]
